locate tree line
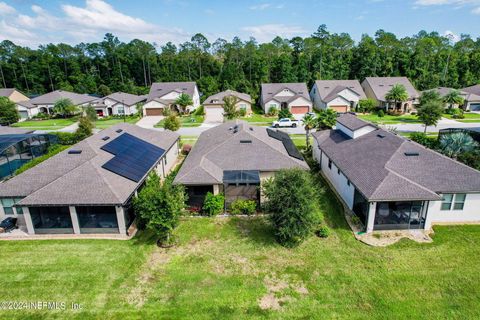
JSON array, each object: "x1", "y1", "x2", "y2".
[{"x1": 1, "y1": 25, "x2": 480, "y2": 104}]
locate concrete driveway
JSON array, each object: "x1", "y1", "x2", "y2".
[{"x1": 136, "y1": 116, "x2": 163, "y2": 129}]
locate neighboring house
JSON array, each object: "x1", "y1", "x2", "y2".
[
  {"x1": 461, "y1": 84, "x2": 480, "y2": 111},
  {"x1": 0, "y1": 123, "x2": 180, "y2": 236},
  {"x1": 174, "y1": 120, "x2": 309, "y2": 209},
  {"x1": 260, "y1": 83, "x2": 312, "y2": 116},
  {"x1": 143, "y1": 82, "x2": 200, "y2": 116},
  {"x1": 16, "y1": 90, "x2": 97, "y2": 119},
  {"x1": 310, "y1": 80, "x2": 366, "y2": 112},
  {"x1": 0, "y1": 88, "x2": 29, "y2": 103},
  {"x1": 0, "y1": 126, "x2": 57, "y2": 180},
  {"x1": 92, "y1": 92, "x2": 147, "y2": 117},
  {"x1": 203, "y1": 90, "x2": 252, "y2": 122},
  {"x1": 361, "y1": 77, "x2": 419, "y2": 113},
  {"x1": 312, "y1": 113, "x2": 480, "y2": 233},
  {"x1": 423, "y1": 87, "x2": 480, "y2": 111}
]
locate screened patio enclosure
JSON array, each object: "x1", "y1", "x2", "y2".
[
  {"x1": 223, "y1": 170, "x2": 260, "y2": 208},
  {"x1": 374, "y1": 201, "x2": 428, "y2": 230}
]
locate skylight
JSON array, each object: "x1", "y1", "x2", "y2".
[{"x1": 404, "y1": 152, "x2": 419, "y2": 156}]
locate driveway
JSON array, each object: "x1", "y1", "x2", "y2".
[{"x1": 136, "y1": 116, "x2": 163, "y2": 129}]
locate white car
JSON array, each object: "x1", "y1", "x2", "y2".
[{"x1": 272, "y1": 118, "x2": 298, "y2": 128}]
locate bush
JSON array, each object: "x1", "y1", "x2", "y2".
[
  {"x1": 278, "y1": 108, "x2": 292, "y2": 119},
  {"x1": 51, "y1": 132, "x2": 81, "y2": 145},
  {"x1": 409, "y1": 132, "x2": 439, "y2": 149},
  {"x1": 194, "y1": 105, "x2": 205, "y2": 116},
  {"x1": 181, "y1": 144, "x2": 192, "y2": 155},
  {"x1": 230, "y1": 199, "x2": 257, "y2": 215},
  {"x1": 451, "y1": 108, "x2": 465, "y2": 119},
  {"x1": 377, "y1": 109, "x2": 385, "y2": 117},
  {"x1": 163, "y1": 115, "x2": 181, "y2": 131},
  {"x1": 202, "y1": 192, "x2": 224, "y2": 216},
  {"x1": 267, "y1": 106, "x2": 278, "y2": 116},
  {"x1": 0, "y1": 97, "x2": 20, "y2": 125},
  {"x1": 238, "y1": 108, "x2": 247, "y2": 117},
  {"x1": 33, "y1": 113, "x2": 50, "y2": 120},
  {"x1": 358, "y1": 98, "x2": 376, "y2": 113},
  {"x1": 75, "y1": 116, "x2": 93, "y2": 140},
  {"x1": 315, "y1": 225, "x2": 331, "y2": 238}
]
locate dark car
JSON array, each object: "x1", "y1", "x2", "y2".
[{"x1": 0, "y1": 217, "x2": 17, "y2": 233}]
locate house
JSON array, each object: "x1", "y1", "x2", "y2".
[
  {"x1": 310, "y1": 80, "x2": 366, "y2": 112},
  {"x1": 361, "y1": 77, "x2": 419, "y2": 113},
  {"x1": 16, "y1": 90, "x2": 97, "y2": 119},
  {"x1": 203, "y1": 90, "x2": 252, "y2": 122},
  {"x1": 0, "y1": 123, "x2": 179, "y2": 236},
  {"x1": 0, "y1": 88, "x2": 29, "y2": 103},
  {"x1": 260, "y1": 83, "x2": 312, "y2": 116},
  {"x1": 143, "y1": 82, "x2": 200, "y2": 116},
  {"x1": 92, "y1": 92, "x2": 147, "y2": 117},
  {"x1": 312, "y1": 113, "x2": 480, "y2": 233},
  {"x1": 0, "y1": 126, "x2": 57, "y2": 180},
  {"x1": 174, "y1": 120, "x2": 309, "y2": 209},
  {"x1": 461, "y1": 84, "x2": 480, "y2": 111},
  {"x1": 423, "y1": 87, "x2": 480, "y2": 111}
]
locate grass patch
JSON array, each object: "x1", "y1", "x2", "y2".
[
  {"x1": 180, "y1": 135, "x2": 198, "y2": 146},
  {"x1": 14, "y1": 145, "x2": 70, "y2": 175},
  {"x1": 240, "y1": 113, "x2": 276, "y2": 125},
  {"x1": 95, "y1": 116, "x2": 140, "y2": 129},
  {"x1": 358, "y1": 113, "x2": 421, "y2": 124},
  {"x1": 155, "y1": 115, "x2": 204, "y2": 128},
  {"x1": 443, "y1": 113, "x2": 480, "y2": 120},
  {"x1": 11, "y1": 118, "x2": 77, "y2": 130}
]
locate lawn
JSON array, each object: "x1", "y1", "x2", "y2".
[
  {"x1": 240, "y1": 113, "x2": 276, "y2": 126},
  {"x1": 357, "y1": 113, "x2": 422, "y2": 124},
  {"x1": 155, "y1": 115, "x2": 204, "y2": 128},
  {"x1": 95, "y1": 116, "x2": 140, "y2": 129},
  {"x1": 11, "y1": 118, "x2": 77, "y2": 131},
  {"x1": 443, "y1": 112, "x2": 480, "y2": 123},
  {"x1": 1, "y1": 174, "x2": 480, "y2": 319}
]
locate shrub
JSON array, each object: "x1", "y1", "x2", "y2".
[
  {"x1": 450, "y1": 108, "x2": 465, "y2": 119},
  {"x1": 0, "y1": 97, "x2": 20, "y2": 125},
  {"x1": 163, "y1": 115, "x2": 181, "y2": 131},
  {"x1": 358, "y1": 98, "x2": 376, "y2": 113},
  {"x1": 194, "y1": 105, "x2": 205, "y2": 116},
  {"x1": 230, "y1": 199, "x2": 257, "y2": 215},
  {"x1": 278, "y1": 108, "x2": 292, "y2": 119},
  {"x1": 181, "y1": 144, "x2": 192, "y2": 155},
  {"x1": 51, "y1": 132, "x2": 80, "y2": 145},
  {"x1": 377, "y1": 109, "x2": 385, "y2": 117},
  {"x1": 162, "y1": 107, "x2": 173, "y2": 117},
  {"x1": 267, "y1": 106, "x2": 278, "y2": 116},
  {"x1": 409, "y1": 132, "x2": 439, "y2": 149},
  {"x1": 238, "y1": 108, "x2": 247, "y2": 117},
  {"x1": 202, "y1": 192, "x2": 224, "y2": 216},
  {"x1": 351, "y1": 215, "x2": 361, "y2": 226},
  {"x1": 75, "y1": 116, "x2": 93, "y2": 140},
  {"x1": 315, "y1": 225, "x2": 331, "y2": 238},
  {"x1": 33, "y1": 112, "x2": 50, "y2": 120}
]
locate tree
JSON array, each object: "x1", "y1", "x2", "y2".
[
  {"x1": 419, "y1": 90, "x2": 442, "y2": 106},
  {"x1": 222, "y1": 95, "x2": 239, "y2": 120},
  {"x1": 443, "y1": 89, "x2": 465, "y2": 110},
  {"x1": 439, "y1": 132, "x2": 478, "y2": 159},
  {"x1": 302, "y1": 113, "x2": 316, "y2": 149},
  {"x1": 384, "y1": 84, "x2": 409, "y2": 111},
  {"x1": 416, "y1": 100, "x2": 444, "y2": 133},
  {"x1": 133, "y1": 172, "x2": 186, "y2": 245},
  {"x1": 163, "y1": 114, "x2": 181, "y2": 131},
  {"x1": 53, "y1": 98, "x2": 76, "y2": 118},
  {"x1": 84, "y1": 105, "x2": 98, "y2": 123},
  {"x1": 0, "y1": 97, "x2": 20, "y2": 125},
  {"x1": 98, "y1": 84, "x2": 111, "y2": 97},
  {"x1": 75, "y1": 116, "x2": 93, "y2": 140},
  {"x1": 316, "y1": 109, "x2": 337, "y2": 129},
  {"x1": 174, "y1": 93, "x2": 193, "y2": 114},
  {"x1": 262, "y1": 168, "x2": 320, "y2": 247},
  {"x1": 278, "y1": 108, "x2": 292, "y2": 119},
  {"x1": 358, "y1": 98, "x2": 377, "y2": 113}
]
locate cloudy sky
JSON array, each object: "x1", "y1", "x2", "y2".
[{"x1": 0, "y1": 0, "x2": 479, "y2": 48}]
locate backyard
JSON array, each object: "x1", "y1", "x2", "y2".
[
  {"x1": 11, "y1": 118, "x2": 78, "y2": 131},
  {"x1": 1, "y1": 173, "x2": 479, "y2": 319}
]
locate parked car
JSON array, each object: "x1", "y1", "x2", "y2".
[
  {"x1": 272, "y1": 118, "x2": 298, "y2": 128},
  {"x1": 0, "y1": 217, "x2": 17, "y2": 233}
]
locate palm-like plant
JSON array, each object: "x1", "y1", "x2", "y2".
[
  {"x1": 440, "y1": 132, "x2": 478, "y2": 159},
  {"x1": 385, "y1": 84, "x2": 409, "y2": 111},
  {"x1": 302, "y1": 114, "x2": 316, "y2": 149},
  {"x1": 443, "y1": 90, "x2": 465, "y2": 110},
  {"x1": 316, "y1": 109, "x2": 337, "y2": 130},
  {"x1": 174, "y1": 93, "x2": 193, "y2": 114}
]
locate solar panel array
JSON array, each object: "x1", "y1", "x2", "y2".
[
  {"x1": 266, "y1": 129, "x2": 304, "y2": 161},
  {"x1": 101, "y1": 133, "x2": 165, "y2": 182}
]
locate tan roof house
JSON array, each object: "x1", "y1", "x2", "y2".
[
  {"x1": 203, "y1": 90, "x2": 252, "y2": 123},
  {"x1": 143, "y1": 82, "x2": 200, "y2": 116},
  {"x1": 461, "y1": 84, "x2": 480, "y2": 111},
  {"x1": 423, "y1": 87, "x2": 480, "y2": 111},
  {"x1": 0, "y1": 88, "x2": 29, "y2": 103},
  {"x1": 310, "y1": 80, "x2": 366, "y2": 113},
  {"x1": 361, "y1": 77, "x2": 419, "y2": 113},
  {"x1": 260, "y1": 83, "x2": 312, "y2": 116},
  {"x1": 92, "y1": 92, "x2": 147, "y2": 117}
]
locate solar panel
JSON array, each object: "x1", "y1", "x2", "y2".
[
  {"x1": 266, "y1": 129, "x2": 304, "y2": 161},
  {"x1": 101, "y1": 133, "x2": 165, "y2": 182}
]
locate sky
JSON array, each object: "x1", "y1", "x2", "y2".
[{"x1": 0, "y1": 0, "x2": 479, "y2": 48}]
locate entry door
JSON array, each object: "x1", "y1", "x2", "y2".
[{"x1": 408, "y1": 202, "x2": 426, "y2": 229}]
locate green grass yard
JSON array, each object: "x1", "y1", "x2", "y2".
[
  {"x1": 240, "y1": 113, "x2": 276, "y2": 126},
  {"x1": 155, "y1": 115, "x2": 204, "y2": 128},
  {"x1": 11, "y1": 118, "x2": 77, "y2": 131},
  {"x1": 95, "y1": 116, "x2": 140, "y2": 129},
  {"x1": 1, "y1": 173, "x2": 480, "y2": 319},
  {"x1": 357, "y1": 113, "x2": 422, "y2": 125},
  {"x1": 443, "y1": 112, "x2": 480, "y2": 123}
]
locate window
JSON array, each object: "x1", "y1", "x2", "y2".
[
  {"x1": 453, "y1": 194, "x2": 466, "y2": 210},
  {"x1": 117, "y1": 106, "x2": 125, "y2": 115},
  {"x1": 328, "y1": 160, "x2": 332, "y2": 169},
  {"x1": 14, "y1": 199, "x2": 23, "y2": 214},
  {"x1": 1, "y1": 199, "x2": 15, "y2": 215},
  {"x1": 441, "y1": 194, "x2": 453, "y2": 211},
  {"x1": 269, "y1": 103, "x2": 276, "y2": 109},
  {"x1": 239, "y1": 104, "x2": 247, "y2": 110}
]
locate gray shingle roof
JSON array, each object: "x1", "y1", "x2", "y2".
[
  {"x1": 174, "y1": 120, "x2": 309, "y2": 185},
  {"x1": 0, "y1": 126, "x2": 33, "y2": 135},
  {"x1": 363, "y1": 77, "x2": 419, "y2": 102},
  {"x1": 102, "y1": 92, "x2": 147, "y2": 106},
  {"x1": 0, "y1": 88, "x2": 16, "y2": 97},
  {"x1": 261, "y1": 83, "x2": 311, "y2": 104},
  {"x1": 423, "y1": 87, "x2": 480, "y2": 103},
  {"x1": 314, "y1": 80, "x2": 366, "y2": 103},
  {"x1": 312, "y1": 117, "x2": 480, "y2": 201},
  {"x1": 29, "y1": 90, "x2": 97, "y2": 106},
  {"x1": 0, "y1": 123, "x2": 179, "y2": 206},
  {"x1": 204, "y1": 90, "x2": 252, "y2": 105},
  {"x1": 147, "y1": 82, "x2": 197, "y2": 103},
  {"x1": 462, "y1": 84, "x2": 480, "y2": 96},
  {"x1": 336, "y1": 113, "x2": 374, "y2": 131},
  {"x1": 16, "y1": 100, "x2": 35, "y2": 109}
]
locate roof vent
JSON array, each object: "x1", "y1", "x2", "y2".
[
  {"x1": 228, "y1": 127, "x2": 233, "y2": 131},
  {"x1": 249, "y1": 127, "x2": 254, "y2": 131},
  {"x1": 182, "y1": 88, "x2": 187, "y2": 90},
  {"x1": 233, "y1": 125, "x2": 239, "y2": 130},
  {"x1": 102, "y1": 136, "x2": 110, "y2": 141},
  {"x1": 240, "y1": 140, "x2": 252, "y2": 144},
  {"x1": 68, "y1": 150, "x2": 82, "y2": 154},
  {"x1": 377, "y1": 134, "x2": 385, "y2": 138},
  {"x1": 404, "y1": 152, "x2": 419, "y2": 157},
  {"x1": 379, "y1": 84, "x2": 384, "y2": 87},
  {"x1": 116, "y1": 129, "x2": 123, "y2": 133}
]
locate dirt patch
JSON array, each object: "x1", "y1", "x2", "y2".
[{"x1": 258, "y1": 274, "x2": 308, "y2": 311}]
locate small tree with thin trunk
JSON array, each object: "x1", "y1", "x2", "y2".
[
  {"x1": 416, "y1": 100, "x2": 444, "y2": 133},
  {"x1": 443, "y1": 90, "x2": 465, "y2": 110},
  {"x1": 174, "y1": 93, "x2": 193, "y2": 114},
  {"x1": 302, "y1": 113, "x2": 316, "y2": 149},
  {"x1": 222, "y1": 95, "x2": 239, "y2": 120},
  {"x1": 315, "y1": 109, "x2": 337, "y2": 130},
  {"x1": 385, "y1": 84, "x2": 409, "y2": 112},
  {"x1": 53, "y1": 98, "x2": 77, "y2": 118}
]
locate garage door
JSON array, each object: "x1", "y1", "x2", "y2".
[
  {"x1": 205, "y1": 106, "x2": 224, "y2": 123},
  {"x1": 470, "y1": 103, "x2": 480, "y2": 111},
  {"x1": 329, "y1": 105, "x2": 348, "y2": 113},
  {"x1": 291, "y1": 106, "x2": 309, "y2": 114},
  {"x1": 18, "y1": 110, "x2": 29, "y2": 119},
  {"x1": 145, "y1": 108, "x2": 163, "y2": 116}
]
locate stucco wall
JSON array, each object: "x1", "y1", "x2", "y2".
[{"x1": 425, "y1": 193, "x2": 480, "y2": 229}]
